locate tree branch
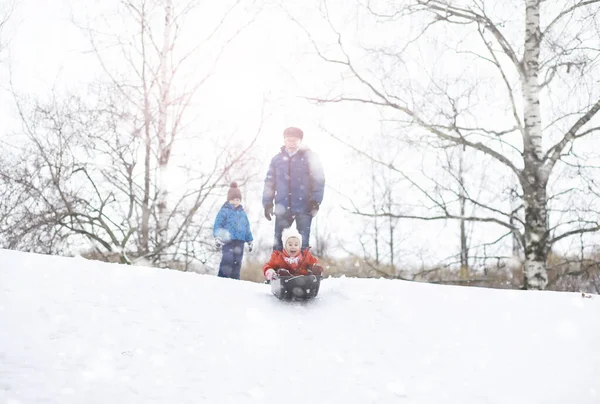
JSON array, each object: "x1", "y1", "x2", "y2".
[
  {"x1": 292, "y1": 9, "x2": 523, "y2": 179},
  {"x1": 542, "y1": 0, "x2": 600, "y2": 39},
  {"x1": 550, "y1": 224, "x2": 600, "y2": 245},
  {"x1": 416, "y1": 0, "x2": 525, "y2": 78},
  {"x1": 476, "y1": 25, "x2": 524, "y2": 136},
  {"x1": 314, "y1": 95, "x2": 523, "y2": 180},
  {"x1": 349, "y1": 208, "x2": 518, "y2": 232},
  {"x1": 544, "y1": 98, "x2": 600, "y2": 173}
]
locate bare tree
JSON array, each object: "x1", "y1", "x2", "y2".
[
  {"x1": 73, "y1": 0, "x2": 262, "y2": 265},
  {"x1": 382, "y1": 169, "x2": 401, "y2": 271},
  {"x1": 457, "y1": 147, "x2": 469, "y2": 277},
  {"x1": 439, "y1": 145, "x2": 473, "y2": 277},
  {"x1": 2, "y1": 0, "x2": 265, "y2": 264},
  {"x1": 292, "y1": 0, "x2": 600, "y2": 289},
  {"x1": 1, "y1": 93, "x2": 125, "y2": 256},
  {"x1": 368, "y1": 160, "x2": 382, "y2": 266},
  {"x1": 1, "y1": 87, "x2": 262, "y2": 264},
  {"x1": 341, "y1": 139, "x2": 410, "y2": 275}
]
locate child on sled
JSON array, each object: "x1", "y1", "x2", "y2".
[{"x1": 263, "y1": 227, "x2": 324, "y2": 281}]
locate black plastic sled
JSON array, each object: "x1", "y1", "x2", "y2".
[{"x1": 270, "y1": 275, "x2": 322, "y2": 301}]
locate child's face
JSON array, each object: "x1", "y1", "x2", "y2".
[
  {"x1": 284, "y1": 136, "x2": 302, "y2": 152},
  {"x1": 229, "y1": 198, "x2": 241, "y2": 207},
  {"x1": 285, "y1": 237, "x2": 301, "y2": 257}
]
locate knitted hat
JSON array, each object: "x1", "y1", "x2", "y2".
[
  {"x1": 283, "y1": 127, "x2": 304, "y2": 140},
  {"x1": 227, "y1": 182, "x2": 242, "y2": 201},
  {"x1": 282, "y1": 227, "x2": 302, "y2": 251}
]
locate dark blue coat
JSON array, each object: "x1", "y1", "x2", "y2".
[
  {"x1": 262, "y1": 146, "x2": 325, "y2": 215},
  {"x1": 213, "y1": 202, "x2": 253, "y2": 242}
]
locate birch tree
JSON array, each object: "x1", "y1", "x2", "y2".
[{"x1": 297, "y1": 0, "x2": 600, "y2": 289}]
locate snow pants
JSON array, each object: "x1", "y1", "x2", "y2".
[
  {"x1": 273, "y1": 212, "x2": 313, "y2": 251},
  {"x1": 218, "y1": 240, "x2": 245, "y2": 279}
]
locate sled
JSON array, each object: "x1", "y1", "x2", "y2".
[{"x1": 270, "y1": 274, "x2": 322, "y2": 301}]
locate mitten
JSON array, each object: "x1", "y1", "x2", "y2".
[
  {"x1": 265, "y1": 268, "x2": 277, "y2": 281},
  {"x1": 309, "y1": 200, "x2": 320, "y2": 216},
  {"x1": 310, "y1": 264, "x2": 324, "y2": 276},
  {"x1": 264, "y1": 203, "x2": 274, "y2": 221},
  {"x1": 214, "y1": 238, "x2": 224, "y2": 249},
  {"x1": 277, "y1": 268, "x2": 292, "y2": 277},
  {"x1": 247, "y1": 242, "x2": 254, "y2": 253}
]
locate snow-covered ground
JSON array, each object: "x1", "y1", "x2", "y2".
[{"x1": 1, "y1": 249, "x2": 599, "y2": 404}]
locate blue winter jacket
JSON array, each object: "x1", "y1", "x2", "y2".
[
  {"x1": 213, "y1": 202, "x2": 253, "y2": 243},
  {"x1": 262, "y1": 146, "x2": 325, "y2": 215}
]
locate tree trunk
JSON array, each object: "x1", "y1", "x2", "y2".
[
  {"x1": 521, "y1": 0, "x2": 549, "y2": 290},
  {"x1": 156, "y1": 0, "x2": 173, "y2": 261},
  {"x1": 522, "y1": 182, "x2": 549, "y2": 289},
  {"x1": 371, "y1": 165, "x2": 380, "y2": 265},
  {"x1": 387, "y1": 189, "x2": 395, "y2": 271},
  {"x1": 140, "y1": 4, "x2": 151, "y2": 256},
  {"x1": 458, "y1": 147, "x2": 469, "y2": 278},
  {"x1": 141, "y1": 121, "x2": 151, "y2": 255}
]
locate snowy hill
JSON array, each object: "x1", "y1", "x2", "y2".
[{"x1": 1, "y1": 249, "x2": 599, "y2": 404}]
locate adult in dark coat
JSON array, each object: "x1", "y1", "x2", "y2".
[{"x1": 262, "y1": 127, "x2": 325, "y2": 251}]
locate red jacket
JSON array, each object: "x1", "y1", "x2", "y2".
[{"x1": 262, "y1": 249, "x2": 319, "y2": 276}]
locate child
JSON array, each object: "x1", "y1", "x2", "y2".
[
  {"x1": 263, "y1": 227, "x2": 324, "y2": 281},
  {"x1": 213, "y1": 182, "x2": 253, "y2": 279}
]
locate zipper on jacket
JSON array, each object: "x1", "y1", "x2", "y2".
[{"x1": 287, "y1": 152, "x2": 292, "y2": 211}]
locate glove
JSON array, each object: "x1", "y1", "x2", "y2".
[
  {"x1": 247, "y1": 242, "x2": 253, "y2": 253},
  {"x1": 214, "y1": 238, "x2": 224, "y2": 249},
  {"x1": 264, "y1": 203, "x2": 274, "y2": 221},
  {"x1": 309, "y1": 200, "x2": 320, "y2": 216},
  {"x1": 265, "y1": 268, "x2": 277, "y2": 281},
  {"x1": 277, "y1": 269, "x2": 292, "y2": 277},
  {"x1": 309, "y1": 264, "x2": 324, "y2": 276}
]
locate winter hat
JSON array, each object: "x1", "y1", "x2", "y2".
[
  {"x1": 227, "y1": 182, "x2": 242, "y2": 201},
  {"x1": 282, "y1": 227, "x2": 302, "y2": 249},
  {"x1": 283, "y1": 126, "x2": 304, "y2": 140}
]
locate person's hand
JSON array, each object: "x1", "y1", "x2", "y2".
[
  {"x1": 309, "y1": 200, "x2": 320, "y2": 216},
  {"x1": 214, "y1": 238, "x2": 224, "y2": 249},
  {"x1": 310, "y1": 264, "x2": 324, "y2": 276},
  {"x1": 265, "y1": 268, "x2": 277, "y2": 281},
  {"x1": 264, "y1": 203, "x2": 274, "y2": 221},
  {"x1": 247, "y1": 242, "x2": 253, "y2": 253},
  {"x1": 277, "y1": 268, "x2": 292, "y2": 277}
]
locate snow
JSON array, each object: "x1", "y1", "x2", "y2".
[{"x1": 1, "y1": 249, "x2": 600, "y2": 403}]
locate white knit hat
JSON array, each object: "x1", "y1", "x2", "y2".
[{"x1": 282, "y1": 227, "x2": 302, "y2": 250}]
